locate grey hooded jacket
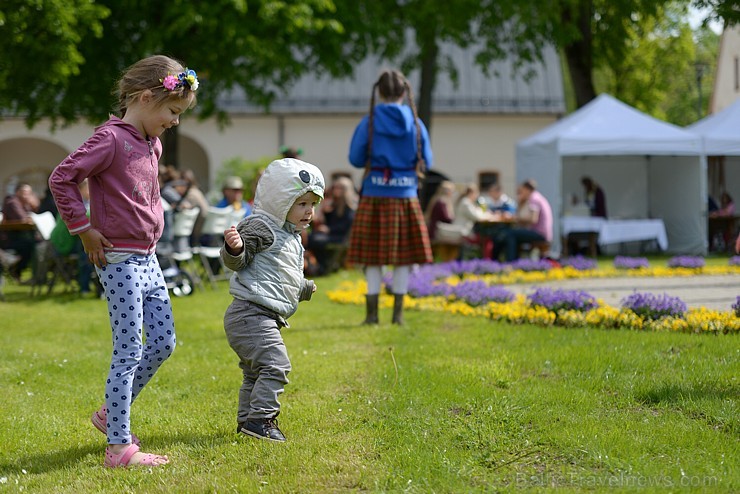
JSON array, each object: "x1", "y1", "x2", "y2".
[{"x1": 221, "y1": 158, "x2": 325, "y2": 320}]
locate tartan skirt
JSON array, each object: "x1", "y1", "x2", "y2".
[{"x1": 346, "y1": 196, "x2": 433, "y2": 266}]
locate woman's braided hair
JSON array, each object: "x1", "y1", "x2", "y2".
[{"x1": 364, "y1": 69, "x2": 426, "y2": 181}]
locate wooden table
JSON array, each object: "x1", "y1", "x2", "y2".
[
  {"x1": 474, "y1": 217, "x2": 515, "y2": 258},
  {"x1": 560, "y1": 217, "x2": 603, "y2": 257},
  {"x1": 0, "y1": 221, "x2": 37, "y2": 231}
]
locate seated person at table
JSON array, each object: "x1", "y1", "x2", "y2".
[
  {"x1": 452, "y1": 184, "x2": 505, "y2": 258},
  {"x1": 452, "y1": 183, "x2": 499, "y2": 238},
  {"x1": 581, "y1": 176, "x2": 607, "y2": 218},
  {"x1": 493, "y1": 179, "x2": 553, "y2": 262},
  {"x1": 709, "y1": 192, "x2": 735, "y2": 217},
  {"x1": 424, "y1": 180, "x2": 458, "y2": 243},
  {"x1": 0, "y1": 182, "x2": 40, "y2": 282},
  {"x1": 484, "y1": 183, "x2": 516, "y2": 215},
  {"x1": 307, "y1": 176, "x2": 357, "y2": 275}
]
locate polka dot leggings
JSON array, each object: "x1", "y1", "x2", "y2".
[{"x1": 96, "y1": 254, "x2": 176, "y2": 444}]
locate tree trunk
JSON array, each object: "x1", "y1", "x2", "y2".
[
  {"x1": 562, "y1": 0, "x2": 597, "y2": 108},
  {"x1": 417, "y1": 38, "x2": 439, "y2": 134}
]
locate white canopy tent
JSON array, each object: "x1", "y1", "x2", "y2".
[
  {"x1": 687, "y1": 97, "x2": 740, "y2": 207},
  {"x1": 516, "y1": 94, "x2": 706, "y2": 255}
]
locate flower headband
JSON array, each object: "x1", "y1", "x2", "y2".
[{"x1": 161, "y1": 69, "x2": 199, "y2": 92}]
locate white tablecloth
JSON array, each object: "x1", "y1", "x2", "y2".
[
  {"x1": 561, "y1": 217, "x2": 668, "y2": 250},
  {"x1": 561, "y1": 217, "x2": 606, "y2": 236}
]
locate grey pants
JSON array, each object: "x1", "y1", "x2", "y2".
[{"x1": 223, "y1": 299, "x2": 291, "y2": 423}]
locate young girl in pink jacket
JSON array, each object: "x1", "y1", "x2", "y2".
[{"x1": 49, "y1": 55, "x2": 198, "y2": 468}]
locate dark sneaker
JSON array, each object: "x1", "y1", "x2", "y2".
[{"x1": 237, "y1": 418, "x2": 286, "y2": 442}]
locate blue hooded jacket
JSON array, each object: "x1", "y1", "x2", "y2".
[{"x1": 348, "y1": 103, "x2": 433, "y2": 198}]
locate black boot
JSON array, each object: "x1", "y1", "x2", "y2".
[
  {"x1": 392, "y1": 294, "x2": 405, "y2": 325},
  {"x1": 363, "y1": 294, "x2": 379, "y2": 325}
]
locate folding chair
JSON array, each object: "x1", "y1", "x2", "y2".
[
  {"x1": 228, "y1": 208, "x2": 247, "y2": 229},
  {"x1": 29, "y1": 211, "x2": 79, "y2": 296},
  {"x1": 170, "y1": 207, "x2": 204, "y2": 291},
  {"x1": 193, "y1": 207, "x2": 234, "y2": 288}
]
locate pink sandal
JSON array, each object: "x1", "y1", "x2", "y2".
[
  {"x1": 104, "y1": 444, "x2": 169, "y2": 468},
  {"x1": 91, "y1": 405, "x2": 141, "y2": 446}
]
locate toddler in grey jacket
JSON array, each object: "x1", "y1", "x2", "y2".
[{"x1": 221, "y1": 158, "x2": 325, "y2": 442}]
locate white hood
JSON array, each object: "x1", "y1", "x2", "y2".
[{"x1": 253, "y1": 158, "x2": 325, "y2": 225}]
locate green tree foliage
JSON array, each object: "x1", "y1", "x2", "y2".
[
  {"x1": 577, "y1": 1, "x2": 719, "y2": 124},
  {"x1": 331, "y1": 0, "x2": 484, "y2": 131},
  {"x1": 693, "y1": 0, "x2": 740, "y2": 26},
  {"x1": 2, "y1": 0, "x2": 348, "y2": 128},
  {"x1": 0, "y1": 0, "x2": 109, "y2": 126},
  {"x1": 593, "y1": 3, "x2": 700, "y2": 123}
]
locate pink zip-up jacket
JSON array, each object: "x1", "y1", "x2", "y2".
[{"x1": 49, "y1": 117, "x2": 164, "y2": 255}]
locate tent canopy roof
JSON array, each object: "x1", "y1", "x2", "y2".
[
  {"x1": 518, "y1": 94, "x2": 703, "y2": 156},
  {"x1": 687, "y1": 97, "x2": 740, "y2": 155}
]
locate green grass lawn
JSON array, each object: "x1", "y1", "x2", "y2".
[{"x1": 0, "y1": 268, "x2": 737, "y2": 493}]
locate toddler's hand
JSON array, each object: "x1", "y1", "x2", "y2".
[
  {"x1": 312, "y1": 283, "x2": 317, "y2": 293},
  {"x1": 224, "y1": 226, "x2": 244, "y2": 254}
]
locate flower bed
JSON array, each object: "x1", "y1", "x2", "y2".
[{"x1": 329, "y1": 259, "x2": 740, "y2": 334}]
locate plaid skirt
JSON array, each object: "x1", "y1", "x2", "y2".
[{"x1": 346, "y1": 196, "x2": 433, "y2": 266}]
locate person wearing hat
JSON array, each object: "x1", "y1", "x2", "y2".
[
  {"x1": 280, "y1": 146, "x2": 303, "y2": 159},
  {"x1": 216, "y1": 176, "x2": 252, "y2": 218}
]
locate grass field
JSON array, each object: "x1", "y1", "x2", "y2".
[{"x1": 0, "y1": 267, "x2": 737, "y2": 493}]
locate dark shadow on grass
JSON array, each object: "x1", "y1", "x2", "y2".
[
  {"x1": 0, "y1": 443, "x2": 101, "y2": 475},
  {"x1": 636, "y1": 382, "x2": 737, "y2": 405},
  {"x1": 0, "y1": 432, "x2": 237, "y2": 474}
]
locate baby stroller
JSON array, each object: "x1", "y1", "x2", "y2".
[{"x1": 157, "y1": 205, "x2": 202, "y2": 297}]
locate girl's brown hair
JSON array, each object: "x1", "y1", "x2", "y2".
[
  {"x1": 364, "y1": 69, "x2": 426, "y2": 181},
  {"x1": 116, "y1": 55, "x2": 197, "y2": 117}
]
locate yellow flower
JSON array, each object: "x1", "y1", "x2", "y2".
[{"x1": 327, "y1": 265, "x2": 739, "y2": 334}]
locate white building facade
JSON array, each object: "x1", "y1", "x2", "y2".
[{"x1": 0, "y1": 43, "x2": 565, "y2": 200}]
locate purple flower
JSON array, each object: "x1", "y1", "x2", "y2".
[
  {"x1": 730, "y1": 256, "x2": 740, "y2": 267},
  {"x1": 560, "y1": 255, "x2": 597, "y2": 271},
  {"x1": 451, "y1": 281, "x2": 514, "y2": 306},
  {"x1": 407, "y1": 272, "x2": 453, "y2": 297},
  {"x1": 733, "y1": 296, "x2": 740, "y2": 317},
  {"x1": 445, "y1": 259, "x2": 506, "y2": 275},
  {"x1": 621, "y1": 292, "x2": 687, "y2": 319},
  {"x1": 614, "y1": 256, "x2": 649, "y2": 269},
  {"x1": 508, "y1": 258, "x2": 554, "y2": 272},
  {"x1": 667, "y1": 256, "x2": 705, "y2": 269},
  {"x1": 527, "y1": 287, "x2": 597, "y2": 312}
]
